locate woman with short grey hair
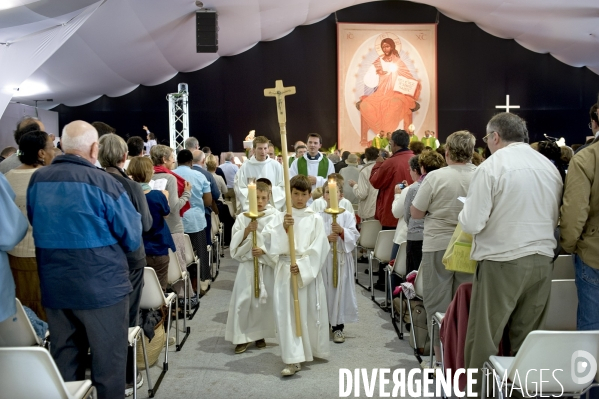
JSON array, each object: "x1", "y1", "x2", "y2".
[
  {"x1": 410, "y1": 130, "x2": 477, "y2": 365},
  {"x1": 98, "y1": 133, "x2": 154, "y2": 394}
]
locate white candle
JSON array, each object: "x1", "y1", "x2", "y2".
[
  {"x1": 248, "y1": 182, "x2": 258, "y2": 216},
  {"x1": 329, "y1": 179, "x2": 339, "y2": 212}
]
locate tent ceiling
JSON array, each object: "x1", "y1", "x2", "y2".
[{"x1": 3, "y1": 0, "x2": 599, "y2": 108}]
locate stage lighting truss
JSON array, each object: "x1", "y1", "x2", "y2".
[{"x1": 167, "y1": 83, "x2": 189, "y2": 152}]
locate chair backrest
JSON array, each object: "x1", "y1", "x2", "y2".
[
  {"x1": 392, "y1": 241, "x2": 407, "y2": 277},
  {"x1": 553, "y1": 255, "x2": 575, "y2": 280},
  {"x1": 0, "y1": 346, "x2": 73, "y2": 399},
  {"x1": 0, "y1": 298, "x2": 41, "y2": 347},
  {"x1": 167, "y1": 249, "x2": 184, "y2": 284},
  {"x1": 414, "y1": 267, "x2": 424, "y2": 299},
  {"x1": 544, "y1": 279, "x2": 578, "y2": 331},
  {"x1": 358, "y1": 219, "x2": 382, "y2": 249},
  {"x1": 225, "y1": 200, "x2": 236, "y2": 218},
  {"x1": 140, "y1": 267, "x2": 166, "y2": 310},
  {"x1": 509, "y1": 331, "x2": 599, "y2": 393},
  {"x1": 182, "y1": 234, "x2": 196, "y2": 267},
  {"x1": 373, "y1": 230, "x2": 395, "y2": 263},
  {"x1": 211, "y1": 212, "x2": 219, "y2": 239}
]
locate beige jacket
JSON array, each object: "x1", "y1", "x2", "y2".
[
  {"x1": 560, "y1": 141, "x2": 599, "y2": 268},
  {"x1": 352, "y1": 161, "x2": 378, "y2": 220}
]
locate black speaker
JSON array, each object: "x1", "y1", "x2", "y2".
[{"x1": 196, "y1": 10, "x2": 218, "y2": 53}]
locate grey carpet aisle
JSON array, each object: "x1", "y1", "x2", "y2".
[{"x1": 136, "y1": 251, "x2": 421, "y2": 399}]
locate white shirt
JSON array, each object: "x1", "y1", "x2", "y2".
[
  {"x1": 458, "y1": 142, "x2": 563, "y2": 262},
  {"x1": 234, "y1": 156, "x2": 285, "y2": 212}
]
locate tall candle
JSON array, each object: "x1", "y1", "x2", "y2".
[
  {"x1": 329, "y1": 179, "x2": 339, "y2": 212},
  {"x1": 248, "y1": 181, "x2": 258, "y2": 216}
]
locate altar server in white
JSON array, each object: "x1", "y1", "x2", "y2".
[
  {"x1": 262, "y1": 175, "x2": 330, "y2": 376},
  {"x1": 234, "y1": 136, "x2": 285, "y2": 212},
  {"x1": 310, "y1": 173, "x2": 354, "y2": 214},
  {"x1": 319, "y1": 181, "x2": 360, "y2": 344},
  {"x1": 289, "y1": 133, "x2": 335, "y2": 194},
  {"x1": 225, "y1": 181, "x2": 278, "y2": 354}
]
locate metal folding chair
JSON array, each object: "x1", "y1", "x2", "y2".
[{"x1": 182, "y1": 234, "x2": 200, "y2": 319}]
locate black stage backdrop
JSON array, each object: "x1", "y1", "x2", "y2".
[{"x1": 54, "y1": 1, "x2": 599, "y2": 153}]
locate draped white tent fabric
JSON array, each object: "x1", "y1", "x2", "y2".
[
  {"x1": 0, "y1": 0, "x2": 104, "y2": 116},
  {"x1": 1, "y1": 0, "x2": 598, "y2": 113}
]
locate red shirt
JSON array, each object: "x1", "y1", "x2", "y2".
[{"x1": 369, "y1": 149, "x2": 414, "y2": 227}]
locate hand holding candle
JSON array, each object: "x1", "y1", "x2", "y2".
[
  {"x1": 328, "y1": 178, "x2": 339, "y2": 212},
  {"x1": 248, "y1": 178, "x2": 258, "y2": 216}
]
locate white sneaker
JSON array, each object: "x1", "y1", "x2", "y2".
[
  {"x1": 124, "y1": 372, "x2": 143, "y2": 397},
  {"x1": 333, "y1": 330, "x2": 345, "y2": 343},
  {"x1": 281, "y1": 363, "x2": 301, "y2": 376}
]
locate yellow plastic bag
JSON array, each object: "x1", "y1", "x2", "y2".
[{"x1": 442, "y1": 223, "x2": 477, "y2": 274}]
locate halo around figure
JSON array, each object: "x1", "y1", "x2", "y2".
[{"x1": 374, "y1": 32, "x2": 402, "y2": 56}]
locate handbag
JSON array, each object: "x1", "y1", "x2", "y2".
[{"x1": 442, "y1": 223, "x2": 477, "y2": 274}]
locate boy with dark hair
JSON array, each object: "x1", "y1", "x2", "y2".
[
  {"x1": 225, "y1": 181, "x2": 278, "y2": 353},
  {"x1": 262, "y1": 175, "x2": 330, "y2": 376}
]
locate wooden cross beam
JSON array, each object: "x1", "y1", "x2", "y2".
[{"x1": 264, "y1": 80, "x2": 296, "y2": 124}]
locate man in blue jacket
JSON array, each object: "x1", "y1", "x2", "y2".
[{"x1": 27, "y1": 120, "x2": 142, "y2": 399}]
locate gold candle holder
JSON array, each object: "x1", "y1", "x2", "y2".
[
  {"x1": 243, "y1": 211, "x2": 265, "y2": 298},
  {"x1": 324, "y1": 207, "x2": 345, "y2": 288}
]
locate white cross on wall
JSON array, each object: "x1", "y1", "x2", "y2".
[{"x1": 495, "y1": 95, "x2": 520, "y2": 113}]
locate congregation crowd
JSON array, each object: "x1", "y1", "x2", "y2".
[{"x1": 1, "y1": 104, "x2": 599, "y2": 398}]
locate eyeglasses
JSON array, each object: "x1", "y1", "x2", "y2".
[{"x1": 482, "y1": 131, "x2": 495, "y2": 144}]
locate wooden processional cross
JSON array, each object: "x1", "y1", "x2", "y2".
[{"x1": 264, "y1": 80, "x2": 302, "y2": 337}]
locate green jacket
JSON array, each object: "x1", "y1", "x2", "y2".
[{"x1": 560, "y1": 140, "x2": 599, "y2": 268}]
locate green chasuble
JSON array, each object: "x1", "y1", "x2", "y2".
[
  {"x1": 288, "y1": 156, "x2": 295, "y2": 167},
  {"x1": 410, "y1": 134, "x2": 420, "y2": 143},
  {"x1": 372, "y1": 136, "x2": 389, "y2": 149},
  {"x1": 421, "y1": 136, "x2": 438, "y2": 150},
  {"x1": 297, "y1": 155, "x2": 329, "y2": 178}
]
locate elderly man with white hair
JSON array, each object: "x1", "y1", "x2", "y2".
[{"x1": 27, "y1": 120, "x2": 142, "y2": 399}]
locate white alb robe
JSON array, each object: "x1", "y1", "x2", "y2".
[
  {"x1": 289, "y1": 152, "x2": 335, "y2": 190},
  {"x1": 234, "y1": 156, "x2": 285, "y2": 212},
  {"x1": 225, "y1": 205, "x2": 278, "y2": 344},
  {"x1": 262, "y1": 207, "x2": 330, "y2": 364},
  {"x1": 310, "y1": 197, "x2": 355, "y2": 215},
  {"x1": 319, "y1": 210, "x2": 360, "y2": 326}
]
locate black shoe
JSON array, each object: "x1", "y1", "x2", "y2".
[
  {"x1": 373, "y1": 282, "x2": 386, "y2": 291},
  {"x1": 357, "y1": 256, "x2": 369, "y2": 264},
  {"x1": 364, "y1": 269, "x2": 379, "y2": 276}
]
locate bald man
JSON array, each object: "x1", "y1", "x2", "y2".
[{"x1": 27, "y1": 120, "x2": 142, "y2": 399}]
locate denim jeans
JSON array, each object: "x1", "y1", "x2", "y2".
[{"x1": 574, "y1": 254, "x2": 599, "y2": 330}]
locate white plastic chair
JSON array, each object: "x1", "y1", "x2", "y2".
[
  {"x1": 553, "y1": 254, "x2": 575, "y2": 280},
  {"x1": 545, "y1": 279, "x2": 578, "y2": 331},
  {"x1": 0, "y1": 298, "x2": 42, "y2": 347},
  {"x1": 167, "y1": 250, "x2": 191, "y2": 348},
  {"x1": 0, "y1": 346, "x2": 96, "y2": 399},
  {"x1": 369, "y1": 230, "x2": 395, "y2": 306},
  {"x1": 182, "y1": 234, "x2": 201, "y2": 319},
  {"x1": 128, "y1": 326, "x2": 151, "y2": 399},
  {"x1": 140, "y1": 267, "x2": 177, "y2": 397},
  {"x1": 482, "y1": 331, "x2": 599, "y2": 399},
  {"x1": 355, "y1": 219, "x2": 382, "y2": 291}
]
